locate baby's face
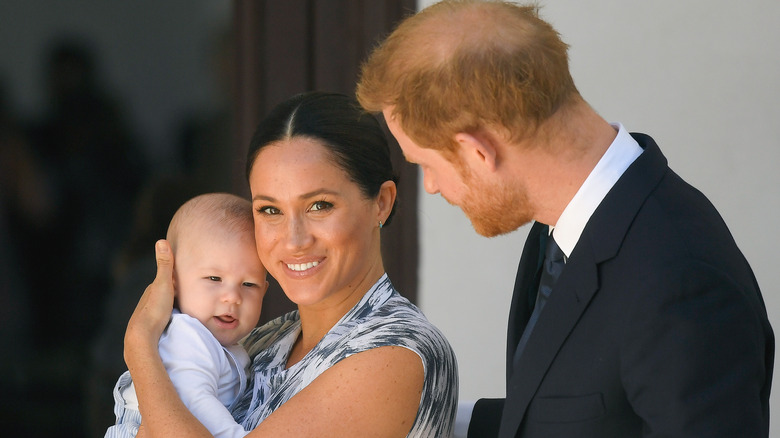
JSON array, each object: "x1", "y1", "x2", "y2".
[{"x1": 175, "y1": 231, "x2": 267, "y2": 346}]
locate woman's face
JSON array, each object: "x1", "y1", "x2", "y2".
[{"x1": 248, "y1": 137, "x2": 393, "y2": 312}]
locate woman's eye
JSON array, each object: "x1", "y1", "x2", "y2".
[
  {"x1": 208, "y1": 276, "x2": 221, "y2": 282},
  {"x1": 257, "y1": 206, "x2": 280, "y2": 215},
  {"x1": 310, "y1": 201, "x2": 333, "y2": 212}
]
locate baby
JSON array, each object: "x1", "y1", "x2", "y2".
[{"x1": 106, "y1": 193, "x2": 267, "y2": 438}]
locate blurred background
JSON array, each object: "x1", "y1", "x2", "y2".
[{"x1": 0, "y1": 2, "x2": 235, "y2": 436}]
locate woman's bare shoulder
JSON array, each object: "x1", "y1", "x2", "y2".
[{"x1": 248, "y1": 345, "x2": 423, "y2": 438}]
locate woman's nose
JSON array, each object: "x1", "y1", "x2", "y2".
[{"x1": 286, "y1": 215, "x2": 313, "y2": 249}]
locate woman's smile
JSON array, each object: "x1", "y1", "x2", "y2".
[{"x1": 286, "y1": 260, "x2": 320, "y2": 272}]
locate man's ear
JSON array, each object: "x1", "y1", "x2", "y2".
[{"x1": 454, "y1": 131, "x2": 498, "y2": 172}]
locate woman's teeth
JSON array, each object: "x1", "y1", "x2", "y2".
[{"x1": 287, "y1": 261, "x2": 319, "y2": 272}]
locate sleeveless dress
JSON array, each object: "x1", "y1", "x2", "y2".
[{"x1": 230, "y1": 274, "x2": 458, "y2": 437}]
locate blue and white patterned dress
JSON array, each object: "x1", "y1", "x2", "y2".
[{"x1": 230, "y1": 274, "x2": 458, "y2": 437}]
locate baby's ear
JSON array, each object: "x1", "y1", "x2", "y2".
[
  {"x1": 172, "y1": 287, "x2": 181, "y2": 310},
  {"x1": 171, "y1": 271, "x2": 180, "y2": 298}
]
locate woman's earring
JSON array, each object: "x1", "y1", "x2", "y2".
[{"x1": 378, "y1": 220, "x2": 384, "y2": 229}]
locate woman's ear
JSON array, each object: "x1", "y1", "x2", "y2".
[
  {"x1": 454, "y1": 131, "x2": 498, "y2": 172},
  {"x1": 376, "y1": 180, "x2": 397, "y2": 223}
]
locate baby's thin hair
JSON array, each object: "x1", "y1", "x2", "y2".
[{"x1": 167, "y1": 193, "x2": 253, "y2": 251}]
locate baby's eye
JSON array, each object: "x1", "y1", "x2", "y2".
[
  {"x1": 242, "y1": 282, "x2": 257, "y2": 288},
  {"x1": 207, "y1": 276, "x2": 221, "y2": 282},
  {"x1": 310, "y1": 201, "x2": 333, "y2": 212}
]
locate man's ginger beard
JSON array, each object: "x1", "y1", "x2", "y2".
[{"x1": 447, "y1": 154, "x2": 534, "y2": 237}]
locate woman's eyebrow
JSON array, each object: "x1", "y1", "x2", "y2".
[{"x1": 252, "y1": 188, "x2": 340, "y2": 203}]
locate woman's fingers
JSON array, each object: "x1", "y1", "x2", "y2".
[
  {"x1": 125, "y1": 240, "x2": 176, "y2": 357},
  {"x1": 137, "y1": 239, "x2": 175, "y2": 317},
  {"x1": 153, "y1": 239, "x2": 174, "y2": 290},
  {"x1": 142, "y1": 239, "x2": 175, "y2": 323}
]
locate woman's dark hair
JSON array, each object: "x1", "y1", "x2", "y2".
[{"x1": 246, "y1": 91, "x2": 399, "y2": 226}]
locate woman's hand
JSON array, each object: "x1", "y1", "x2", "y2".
[
  {"x1": 121, "y1": 240, "x2": 212, "y2": 437},
  {"x1": 124, "y1": 239, "x2": 175, "y2": 367}
]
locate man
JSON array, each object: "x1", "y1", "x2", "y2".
[{"x1": 357, "y1": 1, "x2": 773, "y2": 437}]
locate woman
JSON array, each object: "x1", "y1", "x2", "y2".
[{"x1": 124, "y1": 92, "x2": 458, "y2": 437}]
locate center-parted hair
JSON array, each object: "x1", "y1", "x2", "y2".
[
  {"x1": 357, "y1": 0, "x2": 579, "y2": 152},
  {"x1": 245, "y1": 91, "x2": 399, "y2": 226}
]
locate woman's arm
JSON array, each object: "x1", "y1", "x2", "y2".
[
  {"x1": 248, "y1": 345, "x2": 424, "y2": 438},
  {"x1": 124, "y1": 240, "x2": 211, "y2": 437}
]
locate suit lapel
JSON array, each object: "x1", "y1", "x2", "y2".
[
  {"x1": 498, "y1": 133, "x2": 669, "y2": 437},
  {"x1": 506, "y1": 221, "x2": 548, "y2": 381},
  {"x1": 500, "y1": 240, "x2": 600, "y2": 436}
]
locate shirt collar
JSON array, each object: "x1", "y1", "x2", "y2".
[{"x1": 552, "y1": 123, "x2": 643, "y2": 258}]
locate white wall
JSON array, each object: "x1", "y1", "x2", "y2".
[{"x1": 415, "y1": 0, "x2": 780, "y2": 434}]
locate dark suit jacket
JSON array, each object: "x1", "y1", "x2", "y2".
[{"x1": 468, "y1": 133, "x2": 774, "y2": 437}]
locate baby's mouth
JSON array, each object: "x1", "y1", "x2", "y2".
[{"x1": 216, "y1": 315, "x2": 236, "y2": 324}]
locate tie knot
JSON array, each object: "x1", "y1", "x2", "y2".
[{"x1": 545, "y1": 234, "x2": 565, "y2": 263}]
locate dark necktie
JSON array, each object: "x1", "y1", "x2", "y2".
[{"x1": 513, "y1": 231, "x2": 566, "y2": 365}]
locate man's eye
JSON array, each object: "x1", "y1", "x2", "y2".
[{"x1": 310, "y1": 201, "x2": 333, "y2": 212}]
